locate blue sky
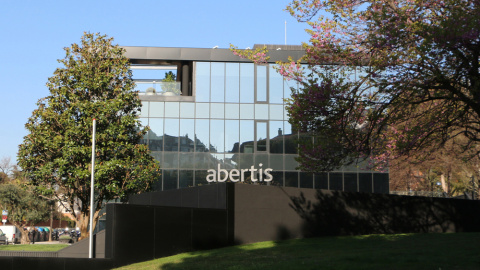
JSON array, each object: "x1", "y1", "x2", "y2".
[{"x1": 0, "y1": 0, "x2": 311, "y2": 163}]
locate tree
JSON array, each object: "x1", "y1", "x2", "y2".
[
  {"x1": 266, "y1": 0, "x2": 480, "y2": 172},
  {"x1": 0, "y1": 183, "x2": 50, "y2": 244},
  {"x1": 18, "y1": 32, "x2": 160, "y2": 239}
]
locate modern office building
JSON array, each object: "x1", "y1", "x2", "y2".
[{"x1": 123, "y1": 45, "x2": 389, "y2": 194}]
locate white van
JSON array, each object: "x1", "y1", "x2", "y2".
[{"x1": 0, "y1": 225, "x2": 21, "y2": 244}]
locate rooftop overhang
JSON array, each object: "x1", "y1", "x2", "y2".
[{"x1": 121, "y1": 46, "x2": 305, "y2": 64}]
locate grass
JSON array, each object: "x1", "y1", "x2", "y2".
[
  {"x1": 0, "y1": 243, "x2": 68, "y2": 252},
  {"x1": 114, "y1": 232, "x2": 480, "y2": 270}
]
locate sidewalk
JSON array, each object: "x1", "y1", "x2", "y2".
[{"x1": 32, "y1": 241, "x2": 61, "y2": 245}]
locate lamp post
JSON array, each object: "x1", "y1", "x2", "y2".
[{"x1": 89, "y1": 118, "x2": 96, "y2": 258}]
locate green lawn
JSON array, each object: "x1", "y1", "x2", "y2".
[
  {"x1": 114, "y1": 233, "x2": 480, "y2": 270},
  {"x1": 0, "y1": 244, "x2": 68, "y2": 252}
]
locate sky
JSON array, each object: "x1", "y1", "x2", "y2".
[{"x1": 0, "y1": 0, "x2": 311, "y2": 163}]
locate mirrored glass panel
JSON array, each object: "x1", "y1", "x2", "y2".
[
  {"x1": 195, "y1": 170, "x2": 210, "y2": 186},
  {"x1": 195, "y1": 62, "x2": 210, "y2": 102},
  {"x1": 255, "y1": 104, "x2": 268, "y2": 120},
  {"x1": 195, "y1": 103, "x2": 210, "y2": 119},
  {"x1": 194, "y1": 119, "x2": 209, "y2": 152},
  {"x1": 225, "y1": 63, "x2": 240, "y2": 103},
  {"x1": 329, "y1": 173, "x2": 343, "y2": 191},
  {"x1": 359, "y1": 173, "x2": 373, "y2": 193},
  {"x1": 150, "y1": 102, "x2": 164, "y2": 117},
  {"x1": 225, "y1": 120, "x2": 239, "y2": 153},
  {"x1": 300, "y1": 172, "x2": 314, "y2": 188},
  {"x1": 256, "y1": 65, "x2": 268, "y2": 102},
  {"x1": 285, "y1": 171, "x2": 298, "y2": 187},
  {"x1": 194, "y1": 153, "x2": 212, "y2": 169},
  {"x1": 284, "y1": 155, "x2": 298, "y2": 170},
  {"x1": 163, "y1": 169, "x2": 178, "y2": 190},
  {"x1": 269, "y1": 105, "x2": 284, "y2": 120},
  {"x1": 148, "y1": 118, "x2": 164, "y2": 151},
  {"x1": 225, "y1": 104, "x2": 239, "y2": 119},
  {"x1": 163, "y1": 152, "x2": 179, "y2": 169},
  {"x1": 140, "y1": 102, "x2": 149, "y2": 117},
  {"x1": 180, "y1": 103, "x2": 195, "y2": 118},
  {"x1": 211, "y1": 62, "x2": 225, "y2": 102},
  {"x1": 269, "y1": 65, "x2": 284, "y2": 104},
  {"x1": 179, "y1": 170, "x2": 194, "y2": 188},
  {"x1": 314, "y1": 173, "x2": 329, "y2": 189},
  {"x1": 256, "y1": 121, "x2": 267, "y2": 152},
  {"x1": 344, "y1": 173, "x2": 358, "y2": 192},
  {"x1": 284, "y1": 122, "x2": 297, "y2": 154},
  {"x1": 239, "y1": 120, "x2": 254, "y2": 153},
  {"x1": 211, "y1": 103, "x2": 225, "y2": 119},
  {"x1": 179, "y1": 153, "x2": 195, "y2": 168},
  {"x1": 180, "y1": 119, "x2": 195, "y2": 152},
  {"x1": 165, "y1": 102, "x2": 180, "y2": 118},
  {"x1": 270, "y1": 154, "x2": 283, "y2": 170},
  {"x1": 210, "y1": 119, "x2": 224, "y2": 153},
  {"x1": 240, "y1": 104, "x2": 254, "y2": 119},
  {"x1": 269, "y1": 121, "x2": 284, "y2": 154},
  {"x1": 164, "y1": 118, "x2": 179, "y2": 151},
  {"x1": 240, "y1": 63, "x2": 254, "y2": 103}
]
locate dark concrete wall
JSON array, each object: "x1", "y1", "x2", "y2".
[
  {"x1": 58, "y1": 230, "x2": 106, "y2": 258},
  {"x1": 233, "y1": 185, "x2": 480, "y2": 244},
  {"x1": 105, "y1": 203, "x2": 234, "y2": 267},
  {"x1": 129, "y1": 183, "x2": 228, "y2": 209}
]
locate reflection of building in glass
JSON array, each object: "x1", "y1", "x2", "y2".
[{"x1": 124, "y1": 45, "x2": 389, "y2": 193}]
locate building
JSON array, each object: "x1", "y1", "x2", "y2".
[{"x1": 123, "y1": 45, "x2": 389, "y2": 194}]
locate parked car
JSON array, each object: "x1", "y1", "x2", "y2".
[{"x1": 0, "y1": 229, "x2": 7, "y2": 245}]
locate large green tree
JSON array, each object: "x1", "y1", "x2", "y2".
[
  {"x1": 0, "y1": 183, "x2": 50, "y2": 244},
  {"x1": 18, "y1": 32, "x2": 160, "y2": 238}
]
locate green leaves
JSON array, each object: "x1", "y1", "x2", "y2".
[{"x1": 18, "y1": 32, "x2": 160, "y2": 235}]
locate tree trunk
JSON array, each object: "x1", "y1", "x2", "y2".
[{"x1": 77, "y1": 210, "x2": 100, "y2": 240}]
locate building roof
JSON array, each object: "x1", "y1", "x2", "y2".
[{"x1": 122, "y1": 45, "x2": 305, "y2": 63}]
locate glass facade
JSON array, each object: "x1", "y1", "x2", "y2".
[{"x1": 137, "y1": 61, "x2": 389, "y2": 194}]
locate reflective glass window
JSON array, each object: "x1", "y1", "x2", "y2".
[
  {"x1": 240, "y1": 63, "x2": 254, "y2": 103},
  {"x1": 270, "y1": 154, "x2": 283, "y2": 170},
  {"x1": 329, "y1": 173, "x2": 343, "y2": 191},
  {"x1": 284, "y1": 122, "x2": 297, "y2": 154},
  {"x1": 238, "y1": 154, "x2": 254, "y2": 171},
  {"x1": 211, "y1": 103, "x2": 225, "y2": 119},
  {"x1": 284, "y1": 155, "x2": 298, "y2": 170},
  {"x1": 225, "y1": 120, "x2": 239, "y2": 153},
  {"x1": 163, "y1": 152, "x2": 178, "y2": 169},
  {"x1": 150, "y1": 102, "x2": 164, "y2": 117},
  {"x1": 314, "y1": 173, "x2": 329, "y2": 189},
  {"x1": 179, "y1": 170, "x2": 194, "y2": 188},
  {"x1": 285, "y1": 171, "x2": 298, "y2": 187},
  {"x1": 165, "y1": 102, "x2": 180, "y2": 118},
  {"x1": 148, "y1": 118, "x2": 164, "y2": 151},
  {"x1": 179, "y1": 153, "x2": 195, "y2": 169},
  {"x1": 269, "y1": 65, "x2": 284, "y2": 104},
  {"x1": 239, "y1": 120, "x2": 254, "y2": 153},
  {"x1": 194, "y1": 119, "x2": 209, "y2": 152},
  {"x1": 359, "y1": 173, "x2": 373, "y2": 193},
  {"x1": 180, "y1": 119, "x2": 195, "y2": 152},
  {"x1": 195, "y1": 103, "x2": 210, "y2": 119},
  {"x1": 140, "y1": 102, "x2": 149, "y2": 117},
  {"x1": 256, "y1": 65, "x2": 268, "y2": 102},
  {"x1": 194, "y1": 153, "x2": 212, "y2": 169},
  {"x1": 269, "y1": 105, "x2": 284, "y2": 120},
  {"x1": 225, "y1": 104, "x2": 240, "y2": 119},
  {"x1": 300, "y1": 172, "x2": 314, "y2": 188},
  {"x1": 195, "y1": 62, "x2": 210, "y2": 102},
  {"x1": 210, "y1": 120, "x2": 224, "y2": 153},
  {"x1": 269, "y1": 121, "x2": 284, "y2": 154},
  {"x1": 163, "y1": 169, "x2": 178, "y2": 190},
  {"x1": 344, "y1": 173, "x2": 358, "y2": 192},
  {"x1": 270, "y1": 171, "x2": 284, "y2": 187},
  {"x1": 211, "y1": 62, "x2": 225, "y2": 102},
  {"x1": 224, "y1": 154, "x2": 238, "y2": 169},
  {"x1": 240, "y1": 104, "x2": 254, "y2": 119},
  {"x1": 225, "y1": 63, "x2": 240, "y2": 103},
  {"x1": 164, "y1": 118, "x2": 179, "y2": 151},
  {"x1": 255, "y1": 104, "x2": 268, "y2": 120},
  {"x1": 373, "y1": 173, "x2": 389, "y2": 194},
  {"x1": 195, "y1": 170, "x2": 210, "y2": 186},
  {"x1": 180, "y1": 103, "x2": 195, "y2": 118},
  {"x1": 256, "y1": 121, "x2": 267, "y2": 152}
]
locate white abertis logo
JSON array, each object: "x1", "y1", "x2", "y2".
[{"x1": 206, "y1": 163, "x2": 273, "y2": 183}]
